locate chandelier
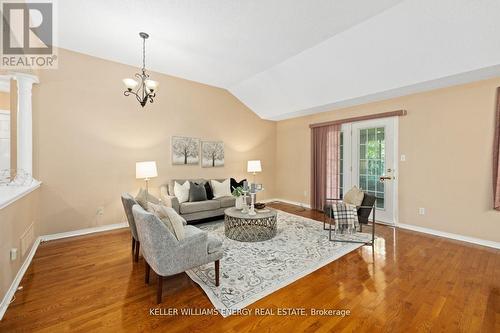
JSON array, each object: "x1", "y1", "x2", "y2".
[{"x1": 123, "y1": 32, "x2": 158, "y2": 107}]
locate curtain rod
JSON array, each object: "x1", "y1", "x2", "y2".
[{"x1": 309, "y1": 110, "x2": 407, "y2": 129}]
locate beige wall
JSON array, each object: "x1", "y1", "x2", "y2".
[
  {"x1": 32, "y1": 48, "x2": 276, "y2": 235},
  {"x1": 0, "y1": 92, "x2": 9, "y2": 110},
  {"x1": 0, "y1": 191, "x2": 39, "y2": 300},
  {"x1": 276, "y1": 77, "x2": 500, "y2": 242}
]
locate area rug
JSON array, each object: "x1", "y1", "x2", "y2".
[{"x1": 186, "y1": 210, "x2": 372, "y2": 317}]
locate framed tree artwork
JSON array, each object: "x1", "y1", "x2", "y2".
[
  {"x1": 202, "y1": 141, "x2": 224, "y2": 167},
  {"x1": 171, "y1": 136, "x2": 200, "y2": 165}
]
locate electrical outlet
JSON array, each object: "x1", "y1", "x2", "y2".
[
  {"x1": 303, "y1": 190, "x2": 308, "y2": 197},
  {"x1": 419, "y1": 208, "x2": 426, "y2": 215},
  {"x1": 400, "y1": 154, "x2": 406, "y2": 162},
  {"x1": 97, "y1": 207, "x2": 104, "y2": 216}
]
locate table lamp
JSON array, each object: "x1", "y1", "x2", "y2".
[
  {"x1": 247, "y1": 160, "x2": 262, "y2": 215},
  {"x1": 136, "y1": 161, "x2": 158, "y2": 200},
  {"x1": 247, "y1": 160, "x2": 262, "y2": 185}
]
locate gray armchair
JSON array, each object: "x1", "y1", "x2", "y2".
[
  {"x1": 121, "y1": 193, "x2": 141, "y2": 262},
  {"x1": 132, "y1": 204, "x2": 223, "y2": 304}
]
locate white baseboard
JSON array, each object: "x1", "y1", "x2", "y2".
[
  {"x1": 0, "y1": 237, "x2": 41, "y2": 320},
  {"x1": 262, "y1": 198, "x2": 311, "y2": 209},
  {"x1": 40, "y1": 222, "x2": 128, "y2": 242},
  {"x1": 397, "y1": 223, "x2": 500, "y2": 249},
  {"x1": 267, "y1": 199, "x2": 499, "y2": 249},
  {"x1": 0, "y1": 222, "x2": 129, "y2": 320}
]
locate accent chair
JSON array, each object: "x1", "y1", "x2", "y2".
[
  {"x1": 323, "y1": 192, "x2": 377, "y2": 246},
  {"x1": 132, "y1": 204, "x2": 223, "y2": 303},
  {"x1": 121, "y1": 193, "x2": 141, "y2": 261}
]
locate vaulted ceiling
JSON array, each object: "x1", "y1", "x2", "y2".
[{"x1": 57, "y1": 0, "x2": 500, "y2": 120}]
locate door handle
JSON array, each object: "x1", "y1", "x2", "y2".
[{"x1": 379, "y1": 176, "x2": 393, "y2": 182}]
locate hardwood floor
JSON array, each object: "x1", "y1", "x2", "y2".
[{"x1": 1, "y1": 202, "x2": 499, "y2": 332}]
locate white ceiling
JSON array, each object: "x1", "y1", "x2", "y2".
[{"x1": 58, "y1": 0, "x2": 500, "y2": 120}]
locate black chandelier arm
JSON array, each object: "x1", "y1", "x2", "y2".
[
  {"x1": 124, "y1": 90, "x2": 144, "y2": 104},
  {"x1": 124, "y1": 88, "x2": 155, "y2": 108},
  {"x1": 148, "y1": 93, "x2": 155, "y2": 104},
  {"x1": 142, "y1": 91, "x2": 155, "y2": 106}
]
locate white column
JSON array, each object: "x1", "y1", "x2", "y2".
[{"x1": 14, "y1": 73, "x2": 39, "y2": 176}]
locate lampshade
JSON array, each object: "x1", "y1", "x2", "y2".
[
  {"x1": 123, "y1": 78, "x2": 138, "y2": 90},
  {"x1": 136, "y1": 161, "x2": 158, "y2": 179},
  {"x1": 145, "y1": 79, "x2": 159, "y2": 91},
  {"x1": 247, "y1": 160, "x2": 262, "y2": 173}
]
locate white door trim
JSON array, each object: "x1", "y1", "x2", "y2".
[{"x1": 393, "y1": 116, "x2": 399, "y2": 226}]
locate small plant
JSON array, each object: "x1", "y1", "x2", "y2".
[{"x1": 232, "y1": 186, "x2": 244, "y2": 197}]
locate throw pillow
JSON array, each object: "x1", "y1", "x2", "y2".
[
  {"x1": 147, "y1": 202, "x2": 185, "y2": 240},
  {"x1": 135, "y1": 188, "x2": 160, "y2": 209},
  {"x1": 204, "y1": 182, "x2": 214, "y2": 200},
  {"x1": 343, "y1": 186, "x2": 364, "y2": 206},
  {"x1": 189, "y1": 181, "x2": 207, "y2": 202},
  {"x1": 230, "y1": 178, "x2": 247, "y2": 191},
  {"x1": 146, "y1": 202, "x2": 175, "y2": 235},
  {"x1": 210, "y1": 179, "x2": 231, "y2": 198},
  {"x1": 173, "y1": 181, "x2": 190, "y2": 203},
  {"x1": 163, "y1": 206, "x2": 186, "y2": 241}
]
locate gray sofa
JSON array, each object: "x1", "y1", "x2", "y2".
[{"x1": 160, "y1": 179, "x2": 249, "y2": 223}]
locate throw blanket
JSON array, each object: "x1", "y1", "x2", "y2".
[{"x1": 330, "y1": 202, "x2": 359, "y2": 234}]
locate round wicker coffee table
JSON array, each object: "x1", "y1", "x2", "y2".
[{"x1": 224, "y1": 207, "x2": 277, "y2": 242}]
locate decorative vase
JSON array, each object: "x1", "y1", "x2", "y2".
[{"x1": 235, "y1": 196, "x2": 244, "y2": 209}]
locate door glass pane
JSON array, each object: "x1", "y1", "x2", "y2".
[
  {"x1": 359, "y1": 160, "x2": 367, "y2": 174},
  {"x1": 359, "y1": 126, "x2": 385, "y2": 209},
  {"x1": 359, "y1": 144, "x2": 366, "y2": 159},
  {"x1": 367, "y1": 176, "x2": 376, "y2": 191},
  {"x1": 359, "y1": 175, "x2": 367, "y2": 191},
  {"x1": 360, "y1": 129, "x2": 367, "y2": 144},
  {"x1": 368, "y1": 128, "x2": 376, "y2": 142},
  {"x1": 376, "y1": 179, "x2": 384, "y2": 192}
]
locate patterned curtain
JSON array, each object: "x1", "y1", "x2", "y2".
[
  {"x1": 494, "y1": 88, "x2": 500, "y2": 210},
  {"x1": 311, "y1": 124, "x2": 341, "y2": 210}
]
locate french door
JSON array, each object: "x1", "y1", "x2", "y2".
[{"x1": 341, "y1": 117, "x2": 397, "y2": 225}]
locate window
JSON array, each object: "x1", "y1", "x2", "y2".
[
  {"x1": 358, "y1": 127, "x2": 385, "y2": 208},
  {"x1": 0, "y1": 73, "x2": 40, "y2": 210}
]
